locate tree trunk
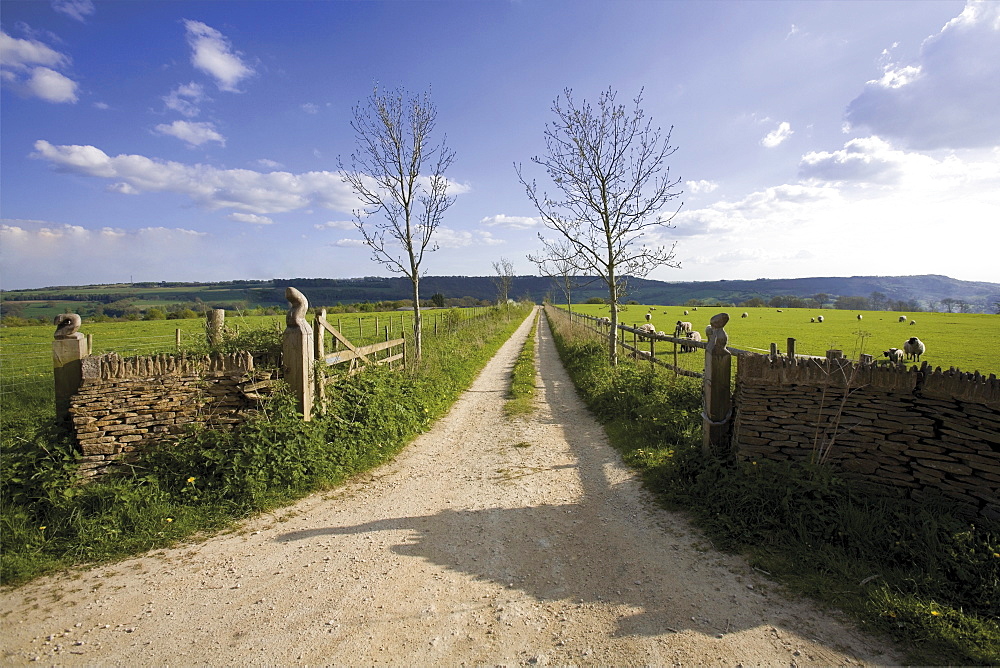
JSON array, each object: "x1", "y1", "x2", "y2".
[
  {"x1": 608, "y1": 274, "x2": 619, "y2": 367},
  {"x1": 411, "y1": 277, "x2": 422, "y2": 362}
]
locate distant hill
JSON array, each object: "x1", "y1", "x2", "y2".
[
  {"x1": 266, "y1": 274, "x2": 998, "y2": 312},
  {"x1": 4, "y1": 274, "x2": 999, "y2": 314}
]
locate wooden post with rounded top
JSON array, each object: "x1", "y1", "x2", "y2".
[
  {"x1": 53, "y1": 313, "x2": 87, "y2": 425},
  {"x1": 703, "y1": 312, "x2": 733, "y2": 458},
  {"x1": 283, "y1": 287, "x2": 314, "y2": 421}
]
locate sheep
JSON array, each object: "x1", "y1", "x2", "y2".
[
  {"x1": 776, "y1": 309, "x2": 783, "y2": 313},
  {"x1": 883, "y1": 348, "x2": 904, "y2": 364},
  {"x1": 898, "y1": 315, "x2": 907, "y2": 323},
  {"x1": 675, "y1": 320, "x2": 693, "y2": 335},
  {"x1": 649, "y1": 307, "x2": 656, "y2": 311},
  {"x1": 637, "y1": 323, "x2": 656, "y2": 335},
  {"x1": 904, "y1": 336, "x2": 925, "y2": 361},
  {"x1": 817, "y1": 315, "x2": 824, "y2": 323},
  {"x1": 683, "y1": 310, "x2": 689, "y2": 315},
  {"x1": 910, "y1": 319, "x2": 916, "y2": 325},
  {"x1": 645, "y1": 312, "x2": 652, "y2": 323},
  {"x1": 656, "y1": 330, "x2": 667, "y2": 337},
  {"x1": 857, "y1": 314, "x2": 863, "y2": 320},
  {"x1": 741, "y1": 312, "x2": 748, "y2": 318},
  {"x1": 681, "y1": 329, "x2": 702, "y2": 352},
  {"x1": 596, "y1": 316, "x2": 611, "y2": 326},
  {"x1": 692, "y1": 307, "x2": 698, "y2": 311},
  {"x1": 810, "y1": 317, "x2": 815, "y2": 323}
]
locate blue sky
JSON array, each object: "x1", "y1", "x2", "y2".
[{"x1": 2, "y1": 0, "x2": 998, "y2": 289}]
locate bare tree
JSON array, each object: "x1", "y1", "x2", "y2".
[
  {"x1": 339, "y1": 86, "x2": 456, "y2": 362},
  {"x1": 491, "y1": 257, "x2": 515, "y2": 307},
  {"x1": 517, "y1": 87, "x2": 682, "y2": 365},
  {"x1": 528, "y1": 237, "x2": 593, "y2": 314}
]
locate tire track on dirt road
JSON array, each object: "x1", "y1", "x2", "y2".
[{"x1": 1, "y1": 307, "x2": 900, "y2": 665}]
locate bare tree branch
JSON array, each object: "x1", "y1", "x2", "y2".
[
  {"x1": 517, "y1": 87, "x2": 683, "y2": 365},
  {"x1": 339, "y1": 86, "x2": 456, "y2": 361}
]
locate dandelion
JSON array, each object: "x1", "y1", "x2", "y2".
[
  {"x1": 187, "y1": 476, "x2": 196, "y2": 483},
  {"x1": 39, "y1": 526, "x2": 46, "y2": 531},
  {"x1": 165, "y1": 518, "x2": 174, "y2": 523},
  {"x1": 930, "y1": 610, "x2": 940, "y2": 616}
]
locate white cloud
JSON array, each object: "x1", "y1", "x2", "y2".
[
  {"x1": 31, "y1": 140, "x2": 361, "y2": 215},
  {"x1": 761, "y1": 121, "x2": 793, "y2": 148},
  {"x1": 26, "y1": 66, "x2": 78, "y2": 103},
  {"x1": 51, "y1": 0, "x2": 95, "y2": 22},
  {"x1": 479, "y1": 214, "x2": 539, "y2": 230},
  {"x1": 106, "y1": 182, "x2": 138, "y2": 195},
  {"x1": 315, "y1": 220, "x2": 355, "y2": 230},
  {"x1": 0, "y1": 30, "x2": 78, "y2": 103},
  {"x1": 154, "y1": 120, "x2": 226, "y2": 147},
  {"x1": 227, "y1": 212, "x2": 273, "y2": 225},
  {"x1": 686, "y1": 179, "x2": 719, "y2": 194},
  {"x1": 183, "y1": 20, "x2": 254, "y2": 92},
  {"x1": 93, "y1": 101, "x2": 109, "y2": 110},
  {"x1": 333, "y1": 238, "x2": 366, "y2": 248},
  {"x1": 256, "y1": 158, "x2": 283, "y2": 169},
  {"x1": 301, "y1": 102, "x2": 319, "y2": 114},
  {"x1": 845, "y1": 1, "x2": 1000, "y2": 149},
  {"x1": 433, "y1": 226, "x2": 503, "y2": 249},
  {"x1": 163, "y1": 82, "x2": 206, "y2": 117}
]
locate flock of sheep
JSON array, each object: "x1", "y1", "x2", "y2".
[{"x1": 595, "y1": 307, "x2": 929, "y2": 364}]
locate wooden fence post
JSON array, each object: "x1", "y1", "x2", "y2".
[
  {"x1": 703, "y1": 313, "x2": 733, "y2": 458},
  {"x1": 206, "y1": 308, "x2": 225, "y2": 346},
  {"x1": 283, "y1": 287, "x2": 314, "y2": 421},
  {"x1": 313, "y1": 309, "x2": 327, "y2": 409},
  {"x1": 787, "y1": 337, "x2": 796, "y2": 359},
  {"x1": 175, "y1": 328, "x2": 181, "y2": 350},
  {"x1": 53, "y1": 314, "x2": 87, "y2": 425}
]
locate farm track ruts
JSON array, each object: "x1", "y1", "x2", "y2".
[{"x1": 0, "y1": 307, "x2": 901, "y2": 666}]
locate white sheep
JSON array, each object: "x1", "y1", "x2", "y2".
[
  {"x1": 904, "y1": 336, "x2": 925, "y2": 361},
  {"x1": 683, "y1": 310, "x2": 689, "y2": 315},
  {"x1": 883, "y1": 348, "x2": 904, "y2": 364},
  {"x1": 645, "y1": 312, "x2": 652, "y2": 323},
  {"x1": 817, "y1": 315, "x2": 824, "y2": 323},
  {"x1": 810, "y1": 317, "x2": 815, "y2": 323},
  {"x1": 597, "y1": 316, "x2": 611, "y2": 326},
  {"x1": 776, "y1": 309, "x2": 783, "y2": 313},
  {"x1": 910, "y1": 319, "x2": 916, "y2": 325},
  {"x1": 637, "y1": 323, "x2": 656, "y2": 334},
  {"x1": 675, "y1": 320, "x2": 693, "y2": 335},
  {"x1": 692, "y1": 307, "x2": 698, "y2": 311},
  {"x1": 899, "y1": 315, "x2": 908, "y2": 323},
  {"x1": 857, "y1": 314, "x2": 863, "y2": 320},
  {"x1": 682, "y1": 329, "x2": 702, "y2": 352},
  {"x1": 741, "y1": 312, "x2": 748, "y2": 318}
]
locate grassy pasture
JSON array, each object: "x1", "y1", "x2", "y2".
[
  {"x1": 0, "y1": 307, "x2": 489, "y2": 415},
  {"x1": 567, "y1": 304, "x2": 1000, "y2": 377}
]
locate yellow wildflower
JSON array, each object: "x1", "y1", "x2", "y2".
[
  {"x1": 165, "y1": 518, "x2": 174, "y2": 523},
  {"x1": 39, "y1": 526, "x2": 46, "y2": 531},
  {"x1": 930, "y1": 610, "x2": 940, "y2": 616},
  {"x1": 187, "y1": 476, "x2": 196, "y2": 483}
]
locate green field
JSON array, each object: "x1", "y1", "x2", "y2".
[
  {"x1": 0, "y1": 307, "x2": 489, "y2": 410},
  {"x1": 566, "y1": 304, "x2": 1000, "y2": 377}
]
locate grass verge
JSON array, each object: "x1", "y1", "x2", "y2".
[
  {"x1": 1, "y1": 304, "x2": 533, "y2": 586},
  {"x1": 544, "y1": 305, "x2": 999, "y2": 666},
  {"x1": 505, "y1": 308, "x2": 539, "y2": 417}
]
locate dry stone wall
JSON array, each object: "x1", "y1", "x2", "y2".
[
  {"x1": 70, "y1": 352, "x2": 272, "y2": 478},
  {"x1": 733, "y1": 354, "x2": 1000, "y2": 521}
]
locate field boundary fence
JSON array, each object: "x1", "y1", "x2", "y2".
[{"x1": 547, "y1": 305, "x2": 999, "y2": 521}]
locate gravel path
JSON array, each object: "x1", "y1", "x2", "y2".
[{"x1": 1, "y1": 307, "x2": 901, "y2": 666}]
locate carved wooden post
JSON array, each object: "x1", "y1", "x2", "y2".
[
  {"x1": 206, "y1": 308, "x2": 225, "y2": 346},
  {"x1": 283, "y1": 288, "x2": 314, "y2": 421},
  {"x1": 703, "y1": 313, "x2": 733, "y2": 458},
  {"x1": 53, "y1": 313, "x2": 87, "y2": 425}
]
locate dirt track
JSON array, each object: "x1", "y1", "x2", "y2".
[{"x1": 0, "y1": 307, "x2": 901, "y2": 666}]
